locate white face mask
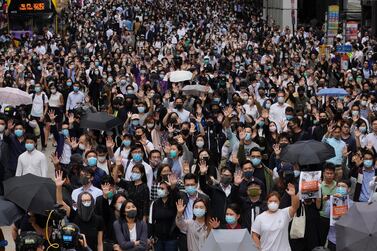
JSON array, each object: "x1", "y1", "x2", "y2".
[
  {"x1": 0, "y1": 124, "x2": 5, "y2": 132},
  {"x1": 98, "y1": 156, "x2": 106, "y2": 162},
  {"x1": 268, "y1": 202, "x2": 279, "y2": 212},
  {"x1": 79, "y1": 143, "x2": 86, "y2": 150},
  {"x1": 269, "y1": 126, "x2": 277, "y2": 133}
]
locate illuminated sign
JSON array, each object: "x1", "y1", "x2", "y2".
[{"x1": 18, "y1": 3, "x2": 45, "y2": 11}]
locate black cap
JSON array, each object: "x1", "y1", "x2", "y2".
[{"x1": 247, "y1": 177, "x2": 264, "y2": 188}]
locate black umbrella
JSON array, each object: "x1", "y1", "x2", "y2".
[
  {"x1": 80, "y1": 112, "x2": 122, "y2": 131},
  {"x1": 280, "y1": 140, "x2": 335, "y2": 165},
  {"x1": 0, "y1": 196, "x2": 23, "y2": 226},
  {"x1": 3, "y1": 174, "x2": 56, "y2": 215}
]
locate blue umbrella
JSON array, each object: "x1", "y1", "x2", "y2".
[{"x1": 317, "y1": 88, "x2": 348, "y2": 97}]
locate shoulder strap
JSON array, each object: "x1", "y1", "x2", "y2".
[
  {"x1": 32, "y1": 93, "x2": 45, "y2": 105},
  {"x1": 124, "y1": 159, "x2": 131, "y2": 174}
]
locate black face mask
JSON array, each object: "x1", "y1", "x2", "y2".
[
  {"x1": 126, "y1": 209, "x2": 137, "y2": 218},
  {"x1": 80, "y1": 176, "x2": 90, "y2": 186},
  {"x1": 220, "y1": 176, "x2": 232, "y2": 186},
  {"x1": 135, "y1": 135, "x2": 142, "y2": 140},
  {"x1": 175, "y1": 104, "x2": 183, "y2": 110},
  {"x1": 319, "y1": 118, "x2": 328, "y2": 124},
  {"x1": 181, "y1": 129, "x2": 190, "y2": 136}
]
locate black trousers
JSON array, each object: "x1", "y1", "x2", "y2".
[
  {"x1": 177, "y1": 232, "x2": 187, "y2": 251},
  {"x1": 319, "y1": 216, "x2": 330, "y2": 246}
]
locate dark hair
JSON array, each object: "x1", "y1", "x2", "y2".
[
  {"x1": 96, "y1": 145, "x2": 107, "y2": 154},
  {"x1": 132, "y1": 164, "x2": 147, "y2": 184},
  {"x1": 81, "y1": 167, "x2": 95, "y2": 177},
  {"x1": 24, "y1": 133, "x2": 37, "y2": 142},
  {"x1": 241, "y1": 160, "x2": 253, "y2": 168},
  {"x1": 338, "y1": 179, "x2": 351, "y2": 188},
  {"x1": 226, "y1": 203, "x2": 241, "y2": 215},
  {"x1": 84, "y1": 150, "x2": 97, "y2": 158},
  {"x1": 101, "y1": 175, "x2": 114, "y2": 186},
  {"x1": 192, "y1": 198, "x2": 211, "y2": 233},
  {"x1": 119, "y1": 200, "x2": 137, "y2": 222},
  {"x1": 128, "y1": 144, "x2": 146, "y2": 159},
  {"x1": 323, "y1": 163, "x2": 336, "y2": 172},
  {"x1": 266, "y1": 191, "x2": 281, "y2": 202},
  {"x1": 250, "y1": 147, "x2": 262, "y2": 155},
  {"x1": 183, "y1": 173, "x2": 198, "y2": 184},
  {"x1": 156, "y1": 164, "x2": 172, "y2": 182},
  {"x1": 149, "y1": 149, "x2": 161, "y2": 158}
]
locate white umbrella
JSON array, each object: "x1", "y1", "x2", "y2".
[
  {"x1": 169, "y1": 70, "x2": 193, "y2": 82},
  {"x1": 182, "y1": 84, "x2": 213, "y2": 96},
  {"x1": 201, "y1": 229, "x2": 258, "y2": 251},
  {"x1": 0, "y1": 87, "x2": 32, "y2": 106}
]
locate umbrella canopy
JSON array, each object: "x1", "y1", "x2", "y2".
[
  {"x1": 317, "y1": 88, "x2": 348, "y2": 97},
  {"x1": 3, "y1": 174, "x2": 56, "y2": 215},
  {"x1": 0, "y1": 87, "x2": 32, "y2": 106},
  {"x1": 201, "y1": 229, "x2": 258, "y2": 251},
  {"x1": 169, "y1": 70, "x2": 193, "y2": 82},
  {"x1": 280, "y1": 140, "x2": 335, "y2": 165},
  {"x1": 182, "y1": 84, "x2": 213, "y2": 96},
  {"x1": 0, "y1": 196, "x2": 23, "y2": 226},
  {"x1": 336, "y1": 202, "x2": 377, "y2": 251},
  {"x1": 80, "y1": 112, "x2": 122, "y2": 131}
]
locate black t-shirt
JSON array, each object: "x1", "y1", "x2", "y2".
[{"x1": 70, "y1": 210, "x2": 104, "y2": 250}]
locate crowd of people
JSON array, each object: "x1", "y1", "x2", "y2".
[{"x1": 0, "y1": 0, "x2": 377, "y2": 250}]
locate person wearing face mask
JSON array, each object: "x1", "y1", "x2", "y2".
[
  {"x1": 112, "y1": 164, "x2": 150, "y2": 221},
  {"x1": 66, "y1": 82, "x2": 85, "y2": 115},
  {"x1": 110, "y1": 133, "x2": 133, "y2": 160},
  {"x1": 56, "y1": 171, "x2": 104, "y2": 251},
  {"x1": 113, "y1": 200, "x2": 148, "y2": 251},
  {"x1": 149, "y1": 176, "x2": 180, "y2": 251},
  {"x1": 15, "y1": 134, "x2": 48, "y2": 177},
  {"x1": 0, "y1": 117, "x2": 9, "y2": 194},
  {"x1": 322, "y1": 125, "x2": 347, "y2": 166},
  {"x1": 84, "y1": 150, "x2": 106, "y2": 188},
  {"x1": 29, "y1": 83, "x2": 48, "y2": 150},
  {"x1": 119, "y1": 144, "x2": 153, "y2": 190},
  {"x1": 322, "y1": 180, "x2": 353, "y2": 251},
  {"x1": 96, "y1": 145, "x2": 111, "y2": 175},
  {"x1": 239, "y1": 147, "x2": 273, "y2": 196},
  {"x1": 71, "y1": 168, "x2": 103, "y2": 207},
  {"x1": 172, "y1": 97, "x2": 190, "y2": 122},
  {"x1": 269, "y1": 91, "x2": 290, "y2": 131},
  {"x1": 232, "y1": 175, "x2": 266, "y2": 232},
  {"x1": 252, "y1": 184, "x2": 299, "y2": 251},
  {"x1": 176, "y1": 198, "x2": 214, "y2": 251},
  {"x1": 351, "y1": 150, "x2": 377, "y2": 202},
  {"x1": 199, "y1": 163, "x2": 237, "y2": 225},
  {"x1": 94, "y1": 176, "x2": 120, "y2": 248}
]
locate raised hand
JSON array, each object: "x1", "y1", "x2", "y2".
[
  {"x1": 199, "y1": 160, "x2": 208, "y2": 175},
  {"x1": 342, "y1": 145, "x2": 351, "y2": 157},
  {"x1": 354, "y1": 128, "x2": 362, "y2": 138},
  {"x1": 239, "y1": 129, "x2": 246, "y2": 141},
  {"x1": 106, "y1": 136, "x2": 115, "y2": 149},
  {"x1": 176, "y1": 199, "x2": 186, "y2": 214},
  {"x1": 167, "y1": 174, "x2": 178, "y2": 188},
  {"x1": 286, "y1": 183, "x2": 296, "y2": 196},
  {"x1": 209, "y1": 217, "x2": 221, "y2": 229},
  {"x1": 68, "y1": 113, "x2": 75, "y2": 124},
  {"x1": 167, "y1": 124, "x2": 175, "y2": 134},
  {"x1": 234, "y1": 170, "x2": 244, "y2": 185},
  {"x1": 273, "y1": 144, "x2": 281, "y2": 156},
  {"x1": 50, "y1": 152, "x2": 60, "y2": 166},
  {"x1": 55, "y1": 170, "x2": 65, "y2": 187}
]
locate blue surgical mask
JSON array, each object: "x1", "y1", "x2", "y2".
[
  {"x1": 245, "y1": 133, "x2": 251, "y2": 141},
  {"x1": 87, "y1": 157, "x2": 97, "y2": 166},
  {"x1": 359, "y1": 127, "x2": 367, "y2": 134},
  {"x1": 25, "y1": 143, "x2": 35, "y2": 151},
  {"x1": 132, "y1": 153, "x2": 142, "y2": 162},
  {"x1": 351, "y1": 110, "x2": 359, "y2": 116},
  {"x1": 213, "y1": 98, "x2": 220, "y2": 103},
  {"x1": 170, "y1": 150, "x2": 177, "y2": 159},
  {"x1": 34, "y1": 87, "x2": 41, "y2": 93},
  {"x1": 185, "y1": 185, "x2": 197, "y2": 195},
  {"x1": 137, "y1": 107, "x2": 145, "y2": 113},
  {"x1": 294, "y1": 170, "x2": 301, "y2": 178},
  {"x1": 73, "y1": 86, "x2": 79, "y2": 92},
  {"x1": 132, "y1": 120, "x2": 139, "y2": 126},
  {"x1": 123, "y1": 140, "x2": 131, "y2": 147},
  {"x1": 62, "y1": 129, "x2": 69, "y2": 137},
  {"x1": 364, "y1": 160, "x2": 373, "y2": 168},
  {"x1": 157, "y1": 188, "x2": 167, "y2": 198},
  {"x1": 130, "y1": 172, "x2": 141, "y2": 181},
  {"x1": 15, "y1": 129, "x2": 23, "y2": 137},
  {"x1": 244, "y1": 170, "x2": 253, "y2": 179},
  {"x1": 251, "y1": 158, "x2": 261, "y2": 166},
  {"x1": 257, "y1": 120, "x2": 265, "y2": 127},
  {"x1": 336, "y1": 186, "x2": 347, "y2": 196},
  {"x1": 66, "y1": 81, "x2": 72, "y2": 87},
  {"x1": 225, "y1": 215, "x2": 236, "y2": 224},
  {"x1": 286, "y1": 115, "x2": 294, "y2": 121},
  {"x1": 193, "y1": 208, "x2": 206, "y2": 218}
]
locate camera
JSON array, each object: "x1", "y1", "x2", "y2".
[
  {"x1": 60, "y1": 223, "x2": 81, "y2": 249},
  {"x1": 16, "y1": 231, "x2": 44, "y2": 251}
]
